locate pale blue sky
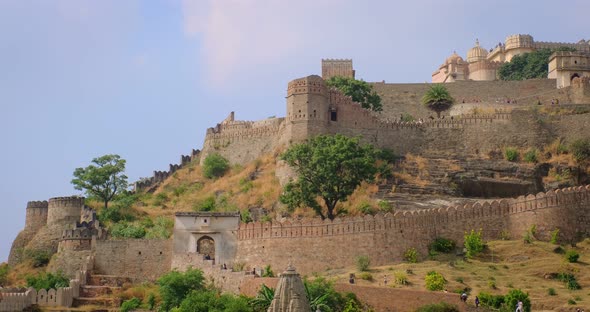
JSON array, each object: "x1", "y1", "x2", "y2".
[{"x1": 1, "y1": 0, "x2": 588, "y2": 262}]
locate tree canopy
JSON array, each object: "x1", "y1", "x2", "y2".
[
  {"x1": 71, "y1": 154, "x2": 128, "y2": 209},
  {"x1": 421, "y1": 84, "x2": 455, "y2": 118},
  {"x1": 498, "y1": 47, "x2": 576, "y2": 81},
  {"x1": 280, "y1": 134, "x2": 378, "y2": 220},
  {"x1": 325, "y1": 76, "x2": 383, "y2": 112}
]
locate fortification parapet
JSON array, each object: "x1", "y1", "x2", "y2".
[
  {"x1": 287, "y1": 75, "x2": 328, "y2": 98},
  {"x1": 505, "y1": 34, "x2": 534, "y2": 50},
  {"x1": 47, "y1": 196, "x2": 84, "y2": 225},
  {"x1": 25, "y1": 200, "x2": 48, "y2": 231},
  {"x1": 135, "y1": 148, "x2": 201, "y2": 192}
]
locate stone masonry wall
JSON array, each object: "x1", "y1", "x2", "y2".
[
  {"x1": 8, "y1": 201, "x2": 49, "y2": 265},
  {"x1": 94, "y1": 239, "x2": 172, "y2": 282},
  {"x1": 235, "y1": 186, "x2": 590, "y2": 275}
]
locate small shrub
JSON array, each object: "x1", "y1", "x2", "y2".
[
  {"x1": 464, "y1": 229, "x2": 484, "y2": 258},
  {"x1": 357, "y1": 201, "x2": 374, "y2": 215},
  {"x1": 25, "y1": 249, "x2": 51, "y2": 267},
  {"x1": 358, "y1": 272, "x2": 373, "y2": 281},
  {"x1": 571, "y1": 138, "x2": 590, "y2": 163},
  {"x1": 568, "y1": 298, "x2": 576, "y2": 305},
  {"x1": 500, "y1": 230, "x2": 511, "y2": 240},
  {"x1": 394, "y1": 271, "x2": 409, "y2": 285},
  {"x1": 546, "y1": 288, "x2": 556, "y2": 296},
  {"x1": 193, "y1": 196, "x2": 216, "y2": 212},
  {"x1": 153, "y1": 193, "x2": 169, "y2": 206},
  {"x1": 550, "y1": 229, "x2": 560, "y2": 244},
  {"x1": 203, "y1": 153, "x2": 230, "y2": 179},
  {"x1": 239, "y1": 177, "x2": 253, "y2": 193},
  {"x1": 504, "y1": 289, "x2": 531, "y2": 312},
  {"x1": 430, "y1": 237, "x2": 456, "y2": 253},
  {"x1": 356, "y1": 255, "x2": 371, "y2": 271},
  {"x1": 172, "y1": 184, "x2": 188, "y2": 197},
  {"x1": 504, "y1": 147, "x2": 519, "y2": 162},
  {"x1": 565, "y1": 250, "x2": 580, "y2": 263},
  {"x1": 425, "y1": 271, "x2": 446, "y2": 291},
  {"x1": 261, "y1": 265, "x2": 275, "y2": 277},
  {"x1": 378, "y1": 200, "x2": 394, "y2": 213},
  {"x1": 553, "y1": 246, "x2": 565, "y2": 254},
  {"x1": 523, "y1": 231, "x2": 533, "y2": 244},
  {"x1": 404, "y1": 248, "x2": 419, "y2": 263},
  {"x1": 529, "y1": 224, "x2": 537, "y2": 237},
  {"x1": 121, "y1": 297, "x2": 141, "y2": 312},
  {"x1": 415, "y1": 302, "x2": 459, "y2": 312},
  {"x1": 523, "y1": 149, "x2": 539, "y2": 163},
  {"x1": 454, "y1": 277, "x2": 464, "y2": 284},
  {"x1": 26, "y1": 271, "x2": 69, "y2": 290},
  {"x1": 478, "y1": 292, "x2": 505, "y2": 309},
  {"x1": 0, "y1": 263, "x2": 9, "y2": 286},
  {"x1": 556, "y1": 273, "x2": 581, "y2": 290},
  {"x1": 232, "y1": 262, "x2": 245, "y2": 272},
  {"x1": 146, "y1": 293, "x2": 156, "y2": 310},
  {"x1": 488, "y1": 280, "x2": 497, "y2": 289},
  {"x1": 110, "y1": 222, "x2": 146, "y2": 238}
]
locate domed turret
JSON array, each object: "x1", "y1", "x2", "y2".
[
  {"x1": 467, "y1": 39, "x2": 488, "y2": 63},
  {"x1": 445, "y1": 51, "x2": 464, "y2": 64}
]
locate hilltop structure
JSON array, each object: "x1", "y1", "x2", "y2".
[
  {"x1": 6, "y1": 55, "x2": 590, "y2": 310},
  {"x1": 432, "y1": 34, "x2": 590, "y2": 85}
]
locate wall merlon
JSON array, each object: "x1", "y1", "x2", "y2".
[{"x1": 27, "y1": 201, "x2": 48, "y2": 209}]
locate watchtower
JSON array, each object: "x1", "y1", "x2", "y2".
[
  {"x1": 47, "y1": 196, "x2": 84, "y2": 225},
  {"x1": 24, "y1": 201, "x2": 48, "y2": 232},
  {"x1": 285, "y1": 75, "x2": 330, "y2": 142},
  {"x1": 321, "y1": 59, "x2": 355, "y2": 80}
]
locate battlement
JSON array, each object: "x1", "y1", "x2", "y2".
[
  {"x1": 47, "y1": 196, "x2": 84, "y2": 225},
  {"x1": 287, "y1": 75, "x2": 328, "y2": 97},
  {"x1": 48, "y1": 196, "x2": 85, "y2": 209},
  {"x1": 321, "y1": 59, "x2": 354, "y2": 79},
  {"x1": 238, "y1": 185, "x2": 590, "y2": 241},
  {"x1": 26, "y1": 200, "x2": 48, "y2": 209},
  {"x1": 505, "y1": 34, "x2": 534, "y2": 50},
  {"x1": 135, "y1": 148, "x2": 201, "y2": 192}
]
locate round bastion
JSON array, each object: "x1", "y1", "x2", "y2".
[
  {"x1": 25, "y1": 200, "x2": 48, "y2": 231},
  {"x1": 47, "y1": 196, "x2": 84, "y2": 225}
]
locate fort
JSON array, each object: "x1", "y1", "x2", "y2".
[{"x1": 5, "y1": 34, "x2": 590, "y2": 310}]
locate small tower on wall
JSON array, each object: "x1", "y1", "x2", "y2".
[
  {"x1": 267, "y1": 265, "x2": 311, "y2": 312},
  {"x1": 321, "y1": 59, "x2": 355, "y2": 80},
  {"x1": 284, "y1": 75, "x2": 330, "y2": 142}
]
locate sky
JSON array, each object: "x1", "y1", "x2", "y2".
[{"x1": 1, "y1": 0, "x2": 588, "y2": 262}]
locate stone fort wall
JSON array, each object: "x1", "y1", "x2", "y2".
[
  {"x1": 8, "y1": 201, "x2": 49, "y2": 265},
  {"x1": 93, "y1": 239, "x2": 172, "y2": 282},
  {"x1": 200, "y1": 112, "x2": 285, "y2": 165},
  {"x1": 234, "y1": 185, "x2": 590, "y2": 275}
]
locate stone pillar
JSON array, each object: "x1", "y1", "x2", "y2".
[{"x1": 267, "y1": 265, "x2": 310, "y2": 312}]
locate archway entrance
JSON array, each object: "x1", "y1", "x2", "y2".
[
  {"x1": 571, "y1": 73, "x2": 580, "y2": 81},
  {"x1": 197, "y1": 236, "x2": 215, "y2": 260}
]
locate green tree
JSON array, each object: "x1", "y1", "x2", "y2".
[
  {"x1": 280, "y1": 134, "x2": 378, "y2": 220},
  {"x1": 425, "y1": 271, "x2": 447, "y2": 291},
  {"x1": 421, "y1": 84, "x2": 455, "y2": 118},
  {"x1": 178, "y1": 290, "x2": 252, "y2": 312},
  {"x1": 325, "y1": 76, "x2": 383, "y2": 112},
  {"x1": 157, "y1": 268, "x2": 205, "y2": 311},
  {"x1": 503, "y1": 289, "x2": 531, "y2": 312},
  {"x1": 72, "y1": 154, "x2": 128, "y2": 209},
  {"x1": 203, "y1": 153, "x2": 230, "y2": 179},
  {"x1": 498, "y1": 47, "x2": 575, "y2": 81},
  {"x1": 464, "y1": 229, "x2": 484, "y2": 258}
]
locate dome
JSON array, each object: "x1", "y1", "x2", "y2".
[
  {"x1": 445, "y1": 51, "x2": 464, "y2": 64},
  {"x1": 467, "y1": 39, "x2": 488, "y2": 63}
]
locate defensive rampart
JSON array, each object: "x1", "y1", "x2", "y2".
[
  {"x1": 235, "y1": 185, "x2": 590, "y2": 274},
  {"x1": 93, "y1": 239, "x2": 172, "y2": 282},
  {"x1": 0, "y1": 255, "x2": 91, "y2": 311},
  {"x1": 201, "y1": 113, "x2": 285, "y2": 165},
  {"x1": 135, "y1": 148, "x2": 201, "y2": 192}
]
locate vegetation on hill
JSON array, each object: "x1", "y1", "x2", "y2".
[
  {"x1": 421, "y1": 84, "x2": 454, "y2": 118},
  {"x1": 325, "y1": 76, "x2": 383, "y2": 112},
  {"x1": 280, "y1": 134, "x2": 382, "y2": 220},
  {"x1": 72, "y1": 154, "x2": 128, "y2": 209},
  {"x1": 498, "y1": 47, "x2": 576, "y2": 81}
]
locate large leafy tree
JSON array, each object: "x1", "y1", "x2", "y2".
[
  {"x1": 280, "y1": 134, "x2": 377, "y2": 220},
  {"x1": 498, "y1": 47, "x2": 576, "y2": 81},
  {"x1": 421, "y1": 84, "x2": 455, "y2": 118},
  {"x1": 157, "y1": 268, "x2": 205, "y2": 311},
  {"x1": 71, "y1": 154, "x2": 128, "y2": 209},
  {"x1": 325, "y1": 76, "x2": 383, "y2": 112}
]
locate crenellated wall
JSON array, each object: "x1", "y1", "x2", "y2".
[
  {"x1": 234, "y1": 185, "x2": 590, "y2": 275},
  {"x1": 201, "y1": 112, "x2": 285, "y2": 165},
  {"x1": 135, "y1": 148, "x2": 201, "y2": 192}
]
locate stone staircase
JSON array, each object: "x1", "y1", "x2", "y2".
[{"x1": 70, "y1": 275, "x2": 130, "y2": 311}]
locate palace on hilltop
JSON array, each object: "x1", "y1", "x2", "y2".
[{"x1": 432, "y1": 34, "x2": 590, "y2": 87}]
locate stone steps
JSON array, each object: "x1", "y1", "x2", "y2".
[{"x1": 87, "y1": 275, "x2": 132, "y2": 287}]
